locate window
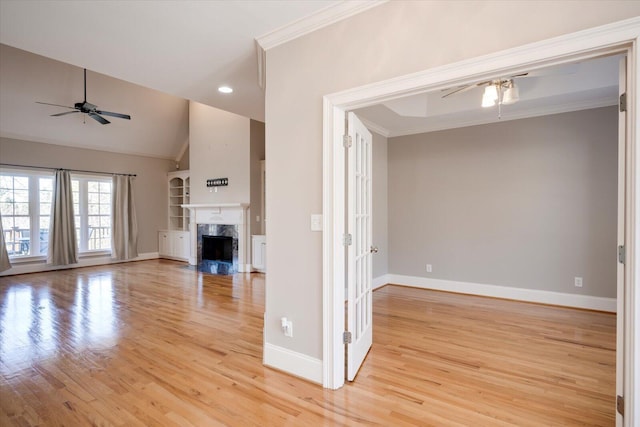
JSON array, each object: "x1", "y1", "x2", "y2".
[
  {"x1": 0, "y1": 172, "x2": 53, "y2": 257},
  {"x1": 72, "y1": 177, "x2": 112, "y2": 252},
  {"x1": 1, "y1": 170, "x2": 113, "y2": 259},
  {"x1": 88, "y1": 181, "x2": 112, "y2": 250}
]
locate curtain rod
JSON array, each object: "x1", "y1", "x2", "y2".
[{"x1": 0, "y1": 163, "x2": 136, "y2": 177}]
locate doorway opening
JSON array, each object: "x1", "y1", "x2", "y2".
[{"x1": 322, "y1": 19, "x2": 636, "y2": 426}]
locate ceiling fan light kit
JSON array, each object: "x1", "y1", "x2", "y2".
[
  {"x1": 481, "y1": 79, "x2": 519, "y2": 108},
  {"x1": 36, "y1": 69, "x2": 131, "y2": 125}
]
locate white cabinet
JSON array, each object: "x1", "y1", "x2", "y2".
[
  {"x1": 158, "y1": 230, "x2": 190, "y2": 261},
  {"x1": 168, "y1": 170, "x2": 190, "y2": 231},
  {"x1": 252, "y1": 235, "x2": 266, "y2": 272}
]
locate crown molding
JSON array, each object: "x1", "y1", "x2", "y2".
[
  {"x1": 256, "y1": 1, "x2": 388, "y2": 51},
  {"x1": 358, "y1": 116, "x2": 390, "y2": 138},
  {"x1": 255, "y1": 0, "x2": 388, "y2": 88}
]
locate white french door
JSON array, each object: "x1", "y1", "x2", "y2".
[
  {"x1": 615, "y1": 56, "x2": 627, "y2": 427},
  {"x1": 346, "y1": 112, "x2": 373, "y2": 381}
]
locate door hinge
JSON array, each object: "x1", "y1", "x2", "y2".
[
  {"x1": 618, "y1": 245, "x2": 625, "y2": 264},
  {"x1": 343, "y1": 233, "x2": 352, "y2": 246},
  {"x1": 343, "y1": 331, "x2": 352, "y2": 344},
  {"x1": 343, "y1": 135, "x2": 352, "y2": 148},
  {"x1": 617, "y1": 395, "x2": 624, "y2": 416},
  {"x1": 620, "y1": 93, "x2": 627, "y2": 112}
]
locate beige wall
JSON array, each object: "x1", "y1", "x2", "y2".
[
  {"x1": 388, "y1": 107, "x2": 618, "y2": 298},
  {"x1": 250, "y1": 120, "x2": 266, "y2": 236},
  {"x1": 0, "y1": 137, "x2": 173, "y2": 254},
  {"x1": 264, "y1": 2, "x2": 640, "y2": 361},
  {"x1": 178, "y1": 145, "x2": 190, "y2": 170},
  {"x1": 189, "y1": 101, "x2": 250, "y2": 204},
  {"x1": 372, "y1": 131, "x2": 388, "y2": 279}
]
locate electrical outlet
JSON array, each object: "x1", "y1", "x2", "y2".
[
  {"x1": 281, "y1": 317, "x2": 293, "y2": 337},
  {"x1": 574, "y1": 277, "x2": 583, "y2": 288},
  {"x1": 426, "y1": 264, "x2": 433, "y2": 273}
]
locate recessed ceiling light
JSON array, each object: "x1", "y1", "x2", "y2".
[{"x1": 218, "y1": 86, "x2": 233, "y2": 94}]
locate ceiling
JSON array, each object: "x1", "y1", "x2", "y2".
[
  {"x1": 354, "y1": 54, "x2": 621, "y2": 137},
  {"x1": 0, "y1": 0, "x2": 355, "y2": 123},
  {"x1": 0, "y1": 44, "x2": 190, "y2": 159},
  {"x1": 0, "y1": 1, "x2": 621, "y2": 160},
  {"x1": 0, "y1": 0, "x2": 383, "y2": 159}
]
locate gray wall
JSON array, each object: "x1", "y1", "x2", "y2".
[
  {"x1": 178, "y1": 145, "x2": 190, "y2": 170},
  {"x1": 0, "y1": 137, "x2": 174, "y2": 254},
  {"x1": 264, "y1": 1, "x2": 640, "y2": 361},
  {"x1": 189, "y1": 101, "x2": 250, "y2": 204},
  {"x1": 250, "y1": 120, "x2": 266, "y2": 236},
  {"x1": 372, "y1": 131, "x2": 388, "y2": 279},
  {"x1": 388, "y1": 107, "x2": 618, "y2": 298}
]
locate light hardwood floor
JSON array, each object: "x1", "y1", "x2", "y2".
[{"x1": 0, "y1": 260, "x2": 615, "y2": 426}]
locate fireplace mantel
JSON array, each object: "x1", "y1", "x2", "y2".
[
  {"x1": 182, "y1": 203, "x2": 249, "y2": 209},
  {"x1": 182, "y1": 203, "x2": 250, "y2": 271}
]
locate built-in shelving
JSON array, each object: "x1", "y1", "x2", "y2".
[
  {"x1": 159, "y1": 170, "x2": 191, "y2": 261},
  {"x1": 168, "y1": 170, "x2": 190, "y2": 231}
]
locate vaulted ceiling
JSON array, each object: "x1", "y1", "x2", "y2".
[
  {"x1": 0, "y1": 44, "x2": 190, "y2": 159},
  {"x1": 0, "y1": 0, "x2": 358, "y2": 159},
  {"x1": 0, "y1": 0, "x2": 350, "y2": 122},
  {"x1": 0, "y1": 1, "x2": 621, "y2": 160}
]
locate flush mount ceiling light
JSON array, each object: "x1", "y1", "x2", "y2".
[{"x1": 218, "y1": 86, "x2": 233, "y2": 94}]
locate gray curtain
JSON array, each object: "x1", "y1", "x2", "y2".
[
  {"x1": 48, "y1": 169, "x2": 78, "y2": 265},
  {"x1": 0, "y1": 214, "x2": 11, "y2": 272},
  {"x1": 111, "y1": 175, "x2": 138, "y2": 260}
]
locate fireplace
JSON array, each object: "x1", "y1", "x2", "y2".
[
  {"x1": 197, "y1": 224, "x2": 239, "y2": 274},
  {"x1": 182, "y1": 203, "x2": 250, "y2": 273},
  {"x1": 202, "y1": 236, "x2": 233, "y2": 263}
]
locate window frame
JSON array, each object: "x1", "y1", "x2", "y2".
[
  {"x1": 0, "y1": 169, "x2": 54, "y2": 260},
  {"x1": 72, "y1": 174, "x2": 113, "y2": 254},
  {"x1": 1, "y1": 168, "x2": 114, "y2": 261}
]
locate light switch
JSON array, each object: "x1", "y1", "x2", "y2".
[{"x1": 311, "y1": 214, "x2": 323, "y2": 231}]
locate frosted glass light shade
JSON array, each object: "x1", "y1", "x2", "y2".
[
  {"x1": 502, "y1": 82, "x2": 519, "y2": 105},
  {"x1": 482, "y1": 84, "x2": 498, "y2": 107}
]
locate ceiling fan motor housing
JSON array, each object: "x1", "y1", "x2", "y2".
[{"x1": 75, "y1": 101, "x2": 97, "y2": 112}]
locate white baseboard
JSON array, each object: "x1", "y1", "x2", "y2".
[
  {"x1": 239, "y1": 263, "x2": 253, "y2": 273},
  {"x1": 263, "y1": 343, "x2": 322, "y2": 384},
  {"x1": 373, "y1": 274, "x2": 391, "y2": 290},
  {"x1": 386, "y1": 274, "x2": 616, "y2": 313},
  {"x1": 0, "y1": 252, "x2": 160, "y2": 276}
]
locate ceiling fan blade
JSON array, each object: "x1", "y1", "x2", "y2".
[
  {"x1": 442, "y1": 85, "x2": 473, "y2": 98},
  {"x1": 36, "y1": 101, "x2": 76, "y2": 110},
  {"x1": 442, "y1": 81, "x2": 491, "y2": 98},
  {"x1": 51, "y1": 110, "x2": 80, "y2": 117},
  {"x1": 88, "y1": 112, "x2": 110, "y2": 125},
  {"x1": 96, "y1": 110, "x2": 131, "y2": 120}
]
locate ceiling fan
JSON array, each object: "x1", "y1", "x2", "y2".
[
  {"x1": 442, "y1": 73, "x2": 528, "y2": 107},
  {"x1": 36, "y1": 68, "x2": 131, "y2": 124}
]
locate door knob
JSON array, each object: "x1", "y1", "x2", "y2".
[{"x1": 370, "y1": 246, "x2": 379, "y2": 254}]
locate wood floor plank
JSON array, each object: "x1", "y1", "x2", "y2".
[{"x1": 0, "y1": 260, "x2": 615, "y2": 426}]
